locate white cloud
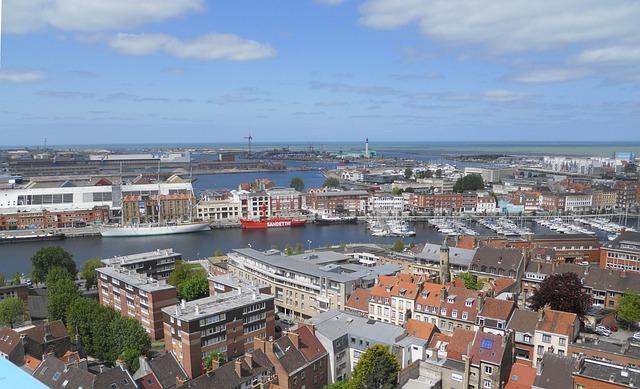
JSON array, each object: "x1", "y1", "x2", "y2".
[
  {"x1": 446, "y1": 90, "x2": 529, "y2": 102},
  {"x1": 3, "y1": 0, "x2": 204, "y2": 33},
  {"x1": 109, "y1": 33, "x2": 276, "y2": 61},
  {"x1": 359, "y1": 0, "x2": 640, "y2": 53},
  {"x1": 576, "y1": 46, "x2": 640, "y2": 64},
  {"x1": 510, "y1": 68, "x2": 592, "y2": 83},
  {"x1": 0, "y1": 70, "x2": 47, "y2": 82}
]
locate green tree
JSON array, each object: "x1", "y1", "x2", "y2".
[
  {"x1": 404, "y1": 168, "x2": 413, "y2": 180},
  {"x1": 392, "y1": 240, "x2": 405, "y2": 252},
  {"x1": 31, "y1": 247, "x2": 76, "y2": 284},
  {"x1": 294, "y1": 243, "x2": 305, "y2": 254},
  {"x1": 0, "y1": 297, "x2": 25, "y2": 328},
  {"x1": 284, "y1": 244, "x2": 294, "y2": 256},
  {"x1": 350, "y1": 344, "x2": 400, "y2": 389},
  {"x1": 323, "y1": 177, "x2": 340, "y2": 188},
  {"x1": 435, "y1": 169, "x2": 443, "y2": 178},
  {"x1": 119, "y1": 348, "x2": 141, "y2": 374},
  {"x1": 457, "y1": 272, "x2": 482, "y2": 290},
  {"x1": 0, "y1": 273, "x2": 5, "y2": 287},
  {"x1": 392, "y1": 187, "x2": 404, "y2": 196},
  {"x1": 326, "y1": 382, "x2": 350, "y2": 389},
  {"x1": 67, "y1": 298, "x2": 105, "y2": 356},
  {"x1": 178, "y1": 274, "x2": 209, "y2": 301},
  {"x1": 168, "y1": 260, "x2": 205, "y2": 286},
  {"x1": 47, "y1": 267, "x2": 80, "y2": 322},
  {"x1": 214, "y1": 249, "x2": 223, "y2": 257},
  {"x1": 618, "y1": 292, "x2": 640, "y2": 329},
  {"x1": 453, "y1": 174, "x2": 485, "y2": 193},
  {"x1": 109, "y1": 317, "x2": 151, "y2": 360},
  {"x1": 80, "y1": 258, "x2": 103, "y2": 290},
  {"x1": 290, "y1": 177, "x2": 305, "y2": 192},
  {"x1": 10, "y1": 273, "x2": 22, "y2": 285},
  {"x1": 204, "y1": 352, "x2": 226, "y2": 371}
]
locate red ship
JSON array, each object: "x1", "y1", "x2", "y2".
[{"x1": 240, "y1": 204, "x2": 306, "y2": 229}]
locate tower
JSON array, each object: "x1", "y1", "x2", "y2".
[
  {"x1": 365, "y1": 138, "x2": 369, "y2": 158},
  {"x1": 440, "y1": 238, "x2": 450, "y2": 284}
]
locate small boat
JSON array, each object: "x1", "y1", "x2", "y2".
[
  {"x1": 241, "y1": 218, "x2": 306, "y2": 229},
  {"x1": 315, "y1": 214, "x2": 357, "y2": 225}
]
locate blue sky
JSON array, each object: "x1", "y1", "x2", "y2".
[{"x1": 0, "y1": 0, "x2": 639, "y2": 145}]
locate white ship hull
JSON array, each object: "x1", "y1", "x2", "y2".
[{"x1": 101, "y1": 223, "x2": 210, "y2": 237}]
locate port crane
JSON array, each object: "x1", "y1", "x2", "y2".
[{"x1": 244, "y1": 134, "x2": 253, "y2": 155}]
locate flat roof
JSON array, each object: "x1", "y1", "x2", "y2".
[
  {"x1": 96, "y1": 266, "x2": 175, "y2": 293},
  {"x1": 101, "y1": 248, "x2": 181, "y2": 266},
  {"x1": 231, "y1": 248, "x2": 400, "y2": 283},
  {"x1": 308, "y1": 310, "x2": 405, "y2": 346},
  {"x1": 162, "y1": 290, "x2": 273, "y2": 321}
]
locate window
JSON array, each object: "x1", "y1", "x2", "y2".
[
  {"x1": 484, "y1": 365, "x2": 493, "y2": 375},
  {"x1": 462, "y1": 312, "x2": 468, "y2": 320},
  {"x1": 523, "y1": 335, "x2": 531, "y2": 343},
  {"x1": 542, "y1": 334, "x2": 551, "y2": 343},
  {"x1": 537, "y1": 346, "x2": 544, "y2": 355},
  {"x1": 483, "y1": 379, "x2": 492, "y2": 388},
  {"x1": 52, "y1": 372, "x2": 61, "y2": 381},
  {"x1": 559, "y1": 337, "x2": 566, "y2": 346}
]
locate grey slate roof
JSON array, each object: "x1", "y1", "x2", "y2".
[
  {"x1": 577, "y1": 358, "x2": 640, "y2": 387},
  {"x1": 417, "y1": 243, "x2": 476, "y2": 266},
  {"x1": 33, "y1": 354, "x2": 94, "y2": 389},
  {"x1": 605, "y1": 230, "x2": 640, "y2": 251},
  {"x1": 96, "y1": 266, "x2": 175, "y2": 293},
  {"x1": 507, "y1": 309, "x2": 538, "y2": 335},
  {"x1": 471, "y1": 247, "x2": 523, "y2": 273},
  {"x1": 582, "y1": 266, "x2": 640, "y2": 293},
  {"x1": 533, "y1": 353, "x2": 576, "y2": 389},
  {"x1": 308, "y1": 310, "x2": 405, "y2": 346},
  {"x1": 93, "y1": 365, "x2": 137, "y2": 389},
  {"x1": 148, "y1": 353, "x2": 188, "y2": 389},
  {"x1": 186, "y1": 350, "x2": 273, "y2": 388}
]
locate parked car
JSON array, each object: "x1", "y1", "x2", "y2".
[
  {"x1": 608, "y1": 324, "x2": 618, "y2": 332},
  {"x1": 633, "y1": 332, "x2": 640, "y2": 341},
  {"x1": 596, "y1": 327, "x2": 612, "y2": 337}
]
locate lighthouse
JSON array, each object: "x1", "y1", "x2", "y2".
[{"x1": 365, "y1": 138, "x2": 369, "y2": 159}]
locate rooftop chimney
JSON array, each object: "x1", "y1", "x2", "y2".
[
  {"x1": 234, "y1": 359, "x2": 243, "y2": 377},
  {"x1": 195, "y1": 304, "x2": 200, "y2": 315},
  {"x1": 244, "y1": 353, "x2": 253, "y2": 368},
  {"x1": 43, "y1": 323, "x2": 52, "y2": 342},
  {"x1": 288, "y1": 332, "x2": 300, "y2": 349},
  {"x1": 181, "y1": 299, "x2": 186, "y2": 309}
]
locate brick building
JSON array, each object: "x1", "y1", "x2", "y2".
[
  {"x1": 161, "y1": 288, "x2": 275, "y2": 378},
  {"x1": 305, "y1": 190, "x2": 369, "y2": 216},
  {"x1": 0, "y1": 207, "x2": 109, "y2": 230},
  {"x1": 96, "y1": 266, "x2": 177, "y2": 340},
  {"x1": 600, "y1": 230, "x2": 640, "y2": 272},
  {"x1": 101, "y1": 249, "x2": 181, "y2": 280}
]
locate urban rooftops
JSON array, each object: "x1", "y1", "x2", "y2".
[
  {"x1": 96, "y1": 266, "x2": 175, "y2": 293},
  {"x1": 162, "y1": 289, "x2": 273, "y2": 321},
  {"x1": 101, "y1": 248, "x2": 181, "y2": 266}
]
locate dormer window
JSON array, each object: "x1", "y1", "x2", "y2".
[
  {"x1": 440, "y1": 307, "x2": 447, "y2": 316},
  {"x1": 447, "y1": 296, "x2": 455, "y2": 304},
  {"x1": 465, "y1": 298, "x2": 474, "y2": 307}
]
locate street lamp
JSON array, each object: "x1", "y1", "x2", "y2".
[
  {"x1": 247, "y1": 243, "x2": 252, "y2": 248},
  {"x1": 307, "y1": 240, "x2": 312, "y2": 251}
]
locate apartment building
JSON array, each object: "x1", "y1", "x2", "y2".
[
  {"x1": 564, "y1": 193, "x2": 593, "y2": 212},
  {"x1": 532, "y1": 307, "x2": 580, "y2": 367},
  {"x1": 196, "y1": 193, "x2": 241, "y2": 222},
  {"x1": 0, "y1": 207, "x2": 110, "y2": 230},
  {"x1": 161, "y1": 289, "x2": 275, "y2": 378},
  {"x1": 408, "y1": 192, "x2": 478, "y2": 213},
  {"x1": 464, "y1": 167, "x2": 515, "y2": 184},
  {"x1": 573, "y1": 358, "x2": 640, "y2": 389},
  {"x1": 508, "y1": 309, "x2": 538, "y2": 365},
  {"x1": 227, "y1": 248, "x2": 400, "y2": 320},
  {"x1": 266, "y1": 187, "x2": 304, "y2": 217},
  {"x1": 101, "y1": 249, "x2": 181, "y2": 280},
  {"x1": 305, "y1": 190, "x2": 369, "y2": 216},
  {"x1": 367, "y1": 274, "x2": 420, "y2": 325},
  {"x1": 367, "y1": 194, "x2": 405, "y2": 215},
  {"x1": 469, "y1": 247, "x2": 525, "y2": 283},
  {"x1": 569, "y1": 336, "x2": 640, "y2": 368},
  {"x1": 600, "y1": 231, "x2": 640, "y2": 273},
  {"x1": 476, "y1": 298, "x2": 515, "y2": 336},
  {"x1": 591, "y1": 189, "x2": 617, "y2": 211},
  {"x1": 96, "y1": 266, "x2": 177, "y2": 340}
]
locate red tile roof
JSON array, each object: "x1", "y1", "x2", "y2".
[
  {"x1": 345, "y1": 288, "x2": 371, "y2": 313},
  {"x1": 295, "y1": 324, "x2": 327, "y2": 363},
  {"x1": 405, "y1": 319, "x2": 437, "y2": 341},
  {"x1": 536, "y1": 308, "x2": 578, "y2": 337},
  {"x1": 479, "y1": 298, "x2": 515, "y2": 321},
  {"x1": 505, "y1": 362, "x2": 537, "y2": 389},
  {"x1": 470, "y1": 331, "x2": 506, "y2": 366},
  {"x1": 0, "y1": 328, "x2": 22, "y2": 357}
]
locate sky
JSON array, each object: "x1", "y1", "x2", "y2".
[{"x1": 0, "y1": 0, "x2": 639, "y2": 146}]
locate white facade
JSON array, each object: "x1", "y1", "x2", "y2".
[
  {"x1": 368, "y1": 195, "x2": 405, "y2": 214},
  {"x1": 476, "y1": 196, "x2": 498, "y2": 214},
  {"x1": 0, "y1": 182, "x2": 193, "y2": 214},
  {"x1": 196, "y1": 197, "x2": 242, "y2": 221},
  {"x1": 564, "y1": 194, "x2": 593, "y2": 212}
]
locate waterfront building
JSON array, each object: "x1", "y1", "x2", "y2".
[
  {"x1": 564, "y1": 193, "x2": 593, "y2": 212},
  {"x1": 591, "y1": 189, "x2": 617, "y2": 211},
  {"x1": 305, "y1": 190, "x2": 369, "y2": 216},
  {"x1": 0, "y1": 179, "x2": 194, "y2": 217},
  {"x1": 532, "y1": 307, "x2": 580, "y2": 367},
  {"x1": 614, "y1": 180, "x2": 639, "y2": 209},
  {"x1": 410, "y1": 243, "x2": 476, "y2": 279},
  {"x1": 464, "y1": 167, "x2": 516, "y2": 184},
  {"x1": 227, "y1": 248, "x2": 401, "y2": 320},
  {"x1": 256, "y1": 324, "x2": 328, "y2": 389},
  {"x1": 265, "y1": 187, "x2": 304, "y2": 217},
  {"x1": 100, "y1": 248, "x2": 182, "y2": 280},
  {"x1": 600, "y1": 231, "x2": 640, "y2": 272},
  {"x1": 477, "y1": 194, "x2": 498, "y2": 214},
  {"x1": 161, "y1": 288, "x2": 275, "y2": 378},
  {"x1": 367, "y1": 194, "x2": 405, "y2": 215},
  {"x1": 196, "y1": 193, "x2": 242, "y2": 222},
  {"x1": 408, "y1": 192, "x2": 477, "y2": 213},
  {"x1": 122, "y1": 192, "x2": 195, "y2": 225},
  {"x1": 0, "y1": 207, "x2": 110, "y2": 230},
  {"x1": 96, "y1": 266, "x2": 177, "y2": 340}
]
